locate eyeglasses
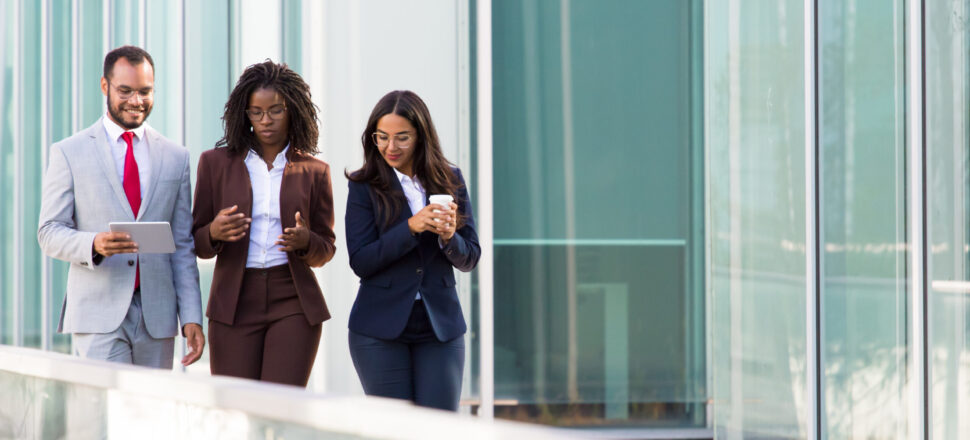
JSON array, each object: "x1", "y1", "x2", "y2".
[
  {"x1": 246, "y1": 105, "x2": 287, "y2": 121},
  {"x1": 372, "y1": 132, "x2": 414, "y2": 149},
  {"x1": 109, "y1": 81, "x2": 154, "y2": 101}
]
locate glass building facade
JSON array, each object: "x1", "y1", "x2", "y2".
[{"x1": 1, "y1": 0, "x2": 968, "y2": 438}]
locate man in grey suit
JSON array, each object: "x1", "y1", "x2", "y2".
[{"x1": 38, "y1": 45, "x2": 204, "y2": 368}]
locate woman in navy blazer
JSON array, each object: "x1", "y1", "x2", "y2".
[{"x1": 345, "y1": 90, "x2": 480, "y2": 411}]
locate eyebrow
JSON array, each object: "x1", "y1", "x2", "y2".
[
  {"x1": 117, "y1": 85, "x2": 153, "y2": 91},
  {"x1": 247, "y1": 103, "x2": 285, "y2": 110},
  {"x1": 376, "y1": 129, "x2": 413, "y2": 135}
]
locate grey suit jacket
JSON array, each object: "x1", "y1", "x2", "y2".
[{"x1": 38, "y1": 118, "x2": 203, "y2": 338}]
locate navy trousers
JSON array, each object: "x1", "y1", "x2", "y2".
[{"x1": 349, "y1": 299, "x2": 465, "y2": 411}]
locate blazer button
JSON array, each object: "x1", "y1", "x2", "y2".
[
  {"x1": 416, "y1": 267, "x2": 424, "y2": 276},
  {"x1": 128, "y1": 260, "x2": 135, "y2": 266}
]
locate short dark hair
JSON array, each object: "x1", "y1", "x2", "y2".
[{"x1": 103, "y1": 45, "x2": 155, "y2": 79}]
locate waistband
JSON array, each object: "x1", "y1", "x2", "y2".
[{"x1": 243, "y1": 264, "x2": 290, "y2": 276}]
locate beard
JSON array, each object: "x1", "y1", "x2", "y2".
[{"x1": 106, "y1": 93, "x2": 152, "y2": 130}]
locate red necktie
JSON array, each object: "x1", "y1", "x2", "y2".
[{"x1": 121, "y1": 131, "x2": 140, "y2": 289}]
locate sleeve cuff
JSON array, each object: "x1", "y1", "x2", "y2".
[{"x1": 82, "y1": 231, "x2": 99, "y2": 270}]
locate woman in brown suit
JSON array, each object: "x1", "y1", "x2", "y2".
[{"x1": 191, "y1": 61, "x2": 336, "y2": 386}]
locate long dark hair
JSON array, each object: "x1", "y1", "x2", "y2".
[
  {"x1": 347, "y1": 90, "x2": 465, "y2": 229},
  {"x1": 216, "y1": 60, "x2": 319, "y2": 158}
]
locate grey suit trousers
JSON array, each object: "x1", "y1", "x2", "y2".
[{"x1": 73, "y1": 289, "x2": 175, "y2": 369}]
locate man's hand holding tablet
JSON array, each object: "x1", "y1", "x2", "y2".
[{"x1": 108, "y1": 222, "x2": 176, "y2": 254}]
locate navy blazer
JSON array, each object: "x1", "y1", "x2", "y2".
[{"x1": 346, "y1": 167, "x2": 480, "y2": 341}]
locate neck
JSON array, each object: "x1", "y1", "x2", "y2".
[
  {"x1": 395, "y1": 165, "x2": 414, "y2": 178},
  {"x1": 260, "y1": 142, "x2": 286, "y2": 165},
  {"x1": 108, "y1": 114, "x2": 140, "y2": 131}
]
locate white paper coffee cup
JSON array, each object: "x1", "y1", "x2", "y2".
[{"x1": 429, "y1": 194, "x2": 454, "y2": 212}]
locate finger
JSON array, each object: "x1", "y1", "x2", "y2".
[
  {"x1": 218, "y1": 205, "x2": 239, "y2": 216},
  {"x1": 182, "y1": 345, "x2": 202, "y2": 366},
  {"x1": 224, "y1": 233, "x2": 246, "y2": 242},
  {"x1": 295, "y1": 211, "x2": 305, "y2": 226},
  {"x1": 224, "y1": 218, "x2": 250, "y2": 229},
  {"x1": 107, "y1": 232, "x2": 133, "y2": 241},
  {"x1": 104, "y1": 241, "x2": 138, "y2": 250},
  {"x1": 225, "y1": 225, "x2": 249, "y2": 236}
]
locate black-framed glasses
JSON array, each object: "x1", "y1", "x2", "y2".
[
  {"x1": 109, "y1": 81, "x2": 154, "y2": 101},
  {"x1": 372, "y1": 132, "x2": 414, "y2": 149},
  {"x1": 246, "y1": 105, "x2": 287, "y2": 121}
]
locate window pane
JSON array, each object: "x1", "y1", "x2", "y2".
[
  {"x1": 49, "y1": 0, "x2": 74, "y2": 353},
  {"x1": 110, "y1": 0, "x2": 142, "y2": 47},
  {"x1": 21, "y1": 0, "x2": 44, "y2": 349},
  {"x1": 926, "y1": 1, "x2": 970, "y2": 438},
  {"x1": 1, "y1": 0, "x2": 16, "y2": 346},
  {"x1": 492, "y1": 0, "x2": 705, "y2": 426},
  {"x1": 818, "y1": 1, "x2": 909, "y2": 437},
  {"x1": 706, "y1": 0, "x2": 808, "y2": 437}
]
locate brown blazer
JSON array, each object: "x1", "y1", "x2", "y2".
[{"x1": 191, "y1": 147, "x2": 336, "y2": 326}]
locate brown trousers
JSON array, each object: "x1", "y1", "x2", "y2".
[{"x1": 208, "y1": 264, "x2": 321, "y2": 387}]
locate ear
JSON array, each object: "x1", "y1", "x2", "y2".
[{"x1": 100, "y1": 77, "x2": 109, "y2": 97}]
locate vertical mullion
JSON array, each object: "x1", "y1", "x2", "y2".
[
  {"x1": 180, "y1": 0, "x2": 187, "y2": 147},
  {"x1": 907, "y1": 0, "x2": 928, "y2": 438},
  {"x1": 103, "y1": 0, "x2": 110, "y2": 54},
  {"x1": 279, "y1": 0, "x2": 285, "y2": 63},
  {"x1": 40, "y1": 0, "x2": 51, "y2": 351},
  {"x1": 12, "y1": 0, "x2": 23, "y2": 348},
  {"x1": 139, "y1": 0, "x2": 146, "y2": 47},
  {"x1": 805, "y1": 0, "x2": 820, "y2": 439},
  {"x1": 455, "y1": 0, "x2": 474, "y2": 407},
  {"x1": 475, "y1": 0, "x2": 495, "y2": 421},
  {"x1": 71, "y1": 0, "x2": 78, "y2": 133}
]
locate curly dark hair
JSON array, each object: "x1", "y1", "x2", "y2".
[
  {"x1": 216, "y1": 60, "x2": 319, "y2": 157},
  {"x1": 346, "y1": 90, "x2": 466, "y2": 229}
]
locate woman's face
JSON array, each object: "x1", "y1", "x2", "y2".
[
  {"x1": 247, "y1": 87, "x2": 289, "y2": 149},
  {"x1": 375, "y1": 113, "x2": 417, "y2": 176}
]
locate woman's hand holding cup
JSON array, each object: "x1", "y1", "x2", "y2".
[
  {"x1": 429, "y1": 194, "x2": 457, "y2": 242},
  {"x1": 407, "y1": 194, "x2": 457, "y2": 241}
]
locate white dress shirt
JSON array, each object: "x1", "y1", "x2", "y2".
[
  {"x1": 245, "y1": 146, "x2": 290, "y2": 268},
  {"x1": 103, "y1": 114, "x2": 151, "y2": 204},
  {"x1": 395, "y1": 168, "x2": 427, "y2": 300}
]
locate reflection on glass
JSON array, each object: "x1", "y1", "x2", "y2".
[
  {"x1": 492, "y1": 0, "x2": 705, "y2": 427},
  {"x1": 706, "y1": 0, "x2": 807, "y2": 438},
  {"x1": 1, "y1": 0, "x2": 15, "y2": 346},
  {"x1": 818, "y1": 0, "x2": 909, "y2": 438},
  {"x1": 926, "y1": 1, "x2": 970, "y2": 438}
]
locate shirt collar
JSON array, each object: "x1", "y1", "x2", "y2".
[
  {"x1": 393, "y1": 167, "x2": 420, "y2": 186},
  {"x1": 246, "y1": 144, "x2": 290, "y2": 169},
  {"x1": 102, "y1": 113, "x2": 147, "y2": 144}
]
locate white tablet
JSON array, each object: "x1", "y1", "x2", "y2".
[{"x1": 109, "y1": 221, "x2": 176, "y2": 254}]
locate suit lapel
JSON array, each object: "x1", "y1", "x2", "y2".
[
  {"x1": 387, "y1": 172, "x2": 429, "y2": 258},
  {"x1": 234, "y1": 152, "x2": 254, "y2": 219},
  {"x1": 387, "y1": 172, "x2": 415, "y2": 227},
  {"x1": 280, "y1": 156, "x2": 296, "y2": 230},
  {"x1": 89, "y1": 119, "x2": 136, "y2": 219},
  {"x1": 137, "y1": 128, "x2": 166, "y2": 220}
]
